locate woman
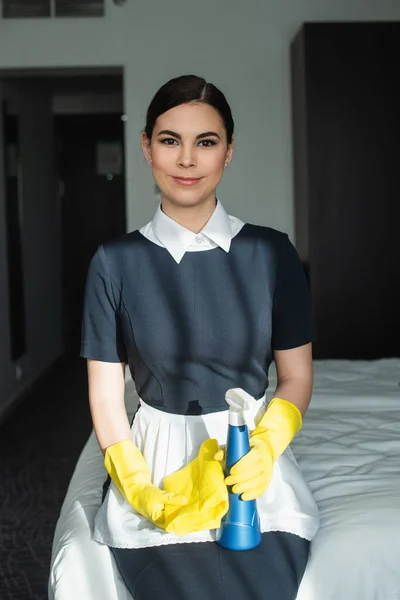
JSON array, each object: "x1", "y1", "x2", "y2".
[{"x1": 81, "y1": 74, "x2": 319, "y2": 600}]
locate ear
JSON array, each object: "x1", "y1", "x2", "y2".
[
  {"x1": 141, "y1": 132, "x2": 153, "y2": 166},
  {"x1": 225, "y1": 135, "x2": 234, "y2": 167}
]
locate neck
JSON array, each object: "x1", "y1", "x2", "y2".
[{"x1": 160, "y1": 195, "x2": 217, "y2": 233}]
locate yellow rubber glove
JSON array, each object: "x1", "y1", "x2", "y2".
[
  {"x1": 162, "y1": 439, "x2": 229, "y2": 536},
  {"x1": 104, "y1": 440, "x2": 188, "y2": 529},
  {"x1": 224, "y1": 398, "x2": 302, "y2": 501}
]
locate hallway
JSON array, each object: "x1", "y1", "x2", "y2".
[{"x1": 0, "y1": 357, "x2": 93, "y2": 600}]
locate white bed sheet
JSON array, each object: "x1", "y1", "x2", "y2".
[{"x1": 49, "y1": 359, "x2": 400, "y2": 600}]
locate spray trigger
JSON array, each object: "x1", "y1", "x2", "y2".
[{"x1": 225, "y1": 388, "x2": 260, "y2": 430}]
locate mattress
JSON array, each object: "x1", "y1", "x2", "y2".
[{"x1": 49, "y1": 359, "x2": 400, "y2": 599}]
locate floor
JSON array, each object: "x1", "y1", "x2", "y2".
[{"x1": 0, "y1": 357, "x2": 93, "y2": 600}]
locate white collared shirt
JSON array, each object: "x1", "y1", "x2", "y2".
[{"x1": 139, "y1": 199, "x2": 245, "y2": 264}]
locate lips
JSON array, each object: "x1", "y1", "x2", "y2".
[{"x1": 173, "y1": 177, "x2": 201, "y2": 186}]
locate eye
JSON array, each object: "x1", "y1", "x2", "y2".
[
  {"x1": 198, "y1": 139, "x2": 217, "y2": 147},
  {"x1": 160, "y1": 138, "x2": 178, "y2": 146}
]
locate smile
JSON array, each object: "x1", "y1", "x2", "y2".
[{"x1": 173, "y1": 177, "x2": 201, "y2": 186}]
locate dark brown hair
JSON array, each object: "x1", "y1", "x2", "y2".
[{"x1": 144, "y1": 75, "x2": 234, "y2": 144}]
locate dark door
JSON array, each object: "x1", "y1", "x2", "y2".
[
  {"x1": 0, "y1": 80, "x2": 61, "y2": 411},
  {"x1": 291, "y1": 23, "x2": 400, "y2": 359},
  {"x1": 56, "y1": 114, "x2": 126, "y2": 355}
]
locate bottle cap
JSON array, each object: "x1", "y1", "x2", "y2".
[{"x1": 225, "y1": 388, "x2": 260, "y2": 429}]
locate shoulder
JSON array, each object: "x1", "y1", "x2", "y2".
[
  {"x1": 100, "y1": 229, "x2": 150, "y2": 265},
  {"x1": 239, "y1": 225, "x2": 303, "y2": 276},
  {"x1": 102, "y1": 229, "x2": 144, "y2": 254},
  {"x1": 241, "y1": 223, "x2": 290, "y2": 249},
  {"x1": 88, "y1": 230, "x2": 150, "y2": 284}
]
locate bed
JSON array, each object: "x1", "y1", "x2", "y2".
[{"x1": 49, "y1": 359, "x2": 400, "y2": 600}]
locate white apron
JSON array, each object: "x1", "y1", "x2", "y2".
[{"x1": 93, "y1": 393, "x2": 319, "y2": 549}]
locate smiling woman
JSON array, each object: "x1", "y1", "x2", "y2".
[
  {"x1": 140, "y1": 75, "x2": 233, "y2": 230},
  {"x1": 77, "y1": 74, "x2": 319, "y2": 600},
  {"x1": 146, "y1": 104, "x2": 229, "y2": 210}
]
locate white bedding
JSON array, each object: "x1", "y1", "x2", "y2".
[{"x1": 49, "y1": 359, "x2": 400, "y2": 600}]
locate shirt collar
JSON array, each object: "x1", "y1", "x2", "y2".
[{"x1": 151, "y1": 199, "x2": 233, "y2": 263}]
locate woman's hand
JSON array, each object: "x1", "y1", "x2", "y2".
[
  {"x1": 224, "y1": 437, "x2": 275, "y2": 501},
  {"x1": 105, "y1": 439, "x2": 188, "y2": 529},
  {"x1": 130, "y1": 484, "x2": 189, "y2": 528},
  {"x1": 221, "y1": 397, "x2": 303, "y2": 501},
  {"x1": 162, "y1": 439, "x2": 229, "y2": 535}
]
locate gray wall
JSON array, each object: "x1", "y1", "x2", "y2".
[{"x1": 1, "y1": 1, "x2": 400, "y2": 235}]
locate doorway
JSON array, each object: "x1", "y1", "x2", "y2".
[
  {"x1": 56, "y1": 112, "x2": 126, "y2": 354},
  {"x1": 0, "y1": 68, "x2": 126, "y2": 418}
]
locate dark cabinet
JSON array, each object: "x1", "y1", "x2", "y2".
[{"x1": 291, "y1": 22, "x2": 400, "y2": 359}]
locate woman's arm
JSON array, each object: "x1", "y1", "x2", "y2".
[
  {"x1": 273, "y1": 342, "x2": 313, "y2": 417},
  {"x1": 87, "y1": 358, "x2": 188, "y2": 526},
  {"x1": 87, "y1": 359, "x2": 131, "y2": 454},
  {"x1": 224, "y1": 342, "x2": 312, "y2": 500}
]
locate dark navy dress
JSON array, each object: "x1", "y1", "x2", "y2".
[{"x1": 81, "y1": 223, "x2": 313, "y2": 600}]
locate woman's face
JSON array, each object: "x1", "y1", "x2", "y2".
[{"x1": 142, "y1": 102, "x2": 233, "y2": 210}]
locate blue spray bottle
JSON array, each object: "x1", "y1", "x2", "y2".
[{"x1": 216, "y1": 388, "x2": 262, "y2": 551}]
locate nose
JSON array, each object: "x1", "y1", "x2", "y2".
[{"x1": 177, "y1": 145, "x2": 196, "y2": 168}]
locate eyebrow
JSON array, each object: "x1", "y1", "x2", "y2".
[{"x1": 157, "y1": 129, "x2": 221, "y2": 140}]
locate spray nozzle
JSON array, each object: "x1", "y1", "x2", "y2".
[{"x1": 225, "y1": 388, "x2": 260, "y2": 429}]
